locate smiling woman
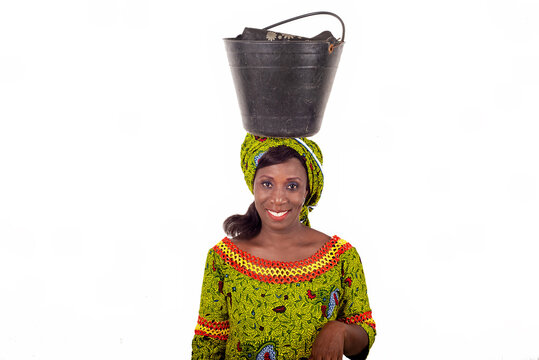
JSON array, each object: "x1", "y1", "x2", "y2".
[
  {"x1": 224, "y1": 145, "x2": 311, "y2": 240},
  {"x1": 253, "y1": 156, "x2": 308, "y2": 234},
  {"x1": 191, "y1": 134, "x2": 376, "y2": 360}
]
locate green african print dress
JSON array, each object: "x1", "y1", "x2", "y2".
[{"x1": 191, "y1": 236, "x2": 376, "y2": 360}]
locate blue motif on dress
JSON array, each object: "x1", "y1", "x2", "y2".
[
  {"x1": 256, "y1": 344, "x2": 277, "y2": 360},
  {"x1": 326, "y1": 288, "x2": 340, "y2": 318}
]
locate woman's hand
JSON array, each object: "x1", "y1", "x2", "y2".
[
  {"x1": 309, "y1": 321, "x2": 346, "y2": 360},
  {"x1": 310, "y1": 320, "x2": 370, "y2": 360}
]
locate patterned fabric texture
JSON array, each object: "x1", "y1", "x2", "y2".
[
  {"x1": 192, "y1": 236, "x2": 376, "y2": 360},
  {"x1": 240, "y1": 133, "x2": 324, "y2": 227}
]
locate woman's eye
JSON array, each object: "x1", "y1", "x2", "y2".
[
  {"x1": 262, "y1": 181, "x2": 272, "y2": 188},
  {"x1": 288, "y1": 183, "x2": 298, "y2": 190}
]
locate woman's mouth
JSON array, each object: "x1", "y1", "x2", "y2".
[{"x1": 266, "y1": 209, "x2": 290, "y2": 220}]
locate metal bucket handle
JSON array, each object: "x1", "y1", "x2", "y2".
[{"x1": 262, "y1": 11, "x2": 345, "y2": 42}]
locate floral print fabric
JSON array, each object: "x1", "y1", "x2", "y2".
[{"x1": 192, "y1": 236, "x2": 376, "y2": 360}]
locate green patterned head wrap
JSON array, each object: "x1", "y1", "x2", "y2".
[{"x1": 240, "y1": 133, "x2": 324, "y2": 227}]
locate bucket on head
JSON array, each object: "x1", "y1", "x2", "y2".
[{"x1": 224, "y1": 11, "x2": 345, "y2": 138}]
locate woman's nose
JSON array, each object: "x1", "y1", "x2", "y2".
[{"x1": 271, "y1": 187, "x2": 287, "y2": 204}]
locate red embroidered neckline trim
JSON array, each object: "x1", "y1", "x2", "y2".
[
  {"x1": 213, "y1": 235, "x2": 352, "y2": 283},
  {"x1": 223, "y1": 235, "x2": 341, "y2": 267}
]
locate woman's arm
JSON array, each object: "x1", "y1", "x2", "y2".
[
  {"x1": 191, "y1": 248, "x2": 229, "y2": 359},
  {"x1": 322, "y1": 245, "x2": 376, "y2": 360},
  {"x1": 342, "y1": 322, "x2": 369, "y2": 357},
  {"x1": 310, "y1": 321, "x2": 369, "y2": 360}
]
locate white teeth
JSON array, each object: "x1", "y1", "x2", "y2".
[{"x1": 268, "y1": 210, "x2": 287, "y2": 217}]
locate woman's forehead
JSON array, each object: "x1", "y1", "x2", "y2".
[{"x1": 255, "y1": 158, "x2": 307, "y2": 179}]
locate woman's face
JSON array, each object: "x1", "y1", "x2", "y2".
[{"x1": 253, "y1": 158, "x2": 309, "y2": 233}]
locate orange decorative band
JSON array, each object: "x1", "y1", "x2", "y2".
[
  {"x1": 213, "y1": 236, "x2": 352, "y2": 284},
  {"x1": 194, "y1": 316, "x2": 230, "y2": 340},
  {"x1": 338, "y1": 311, "x2": 376, "y2": 331}
]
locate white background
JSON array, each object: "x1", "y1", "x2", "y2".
[{"x1": 1, "y1": 0, "x2": 538, "y2": 359}]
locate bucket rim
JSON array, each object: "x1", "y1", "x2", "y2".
[{"x1": 223, "y1": 37, "x2": 344, "y2": 45}]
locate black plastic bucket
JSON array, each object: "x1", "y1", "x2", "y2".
[{"x1": 224, "y1": 12, "x2": 345, "y2": 138}]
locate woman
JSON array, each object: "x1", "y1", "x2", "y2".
[{"x1": 192, "y1": 134, "x2": 376, "y2": 360}]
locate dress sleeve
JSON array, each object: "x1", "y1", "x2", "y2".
[
  {"x1": 191, "y1": 248, "x2": 229, "y2": 360},
  {"x1": 337, "y1": 247, "x2": 376, "y2": 359}
]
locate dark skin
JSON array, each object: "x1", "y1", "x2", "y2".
[{"x1": 233, "y1": 158, "x2": 369, "y2": 359}]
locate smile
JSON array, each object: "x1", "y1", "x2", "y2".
[{"x1": 266, "y1": 209, "x2": 290, "y2": 220}]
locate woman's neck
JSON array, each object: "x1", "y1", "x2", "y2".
[{"x1": 254, "y1": 223, "x2": 309, "y2": 248}]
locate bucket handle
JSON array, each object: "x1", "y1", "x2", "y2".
[{"x1": 262, "y1": 11, "x2": 345, "y2": 42}]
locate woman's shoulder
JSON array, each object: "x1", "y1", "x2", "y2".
[
  {"x1": 305, "y1": 228, "x2": 354, "y2": 249},
  {"x1": 212, "y1": 236, "x2": 231, "y2": 247},
  {"x1": 316, "y1": 234, "x2": 362, "y2": 263},
  {"x1": 200, "y1": 237, "x2": 231, "y2": 262},
  {"x1": 208, "y1": 237, "x2": 232, "y2": 255},
  {"x1": 331, "y1": 236, "x2": 365, "y2": 264}
]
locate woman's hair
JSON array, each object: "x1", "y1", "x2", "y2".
[{"x1": 223, "y1": 145, "x2": 310, "y2": 240}]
